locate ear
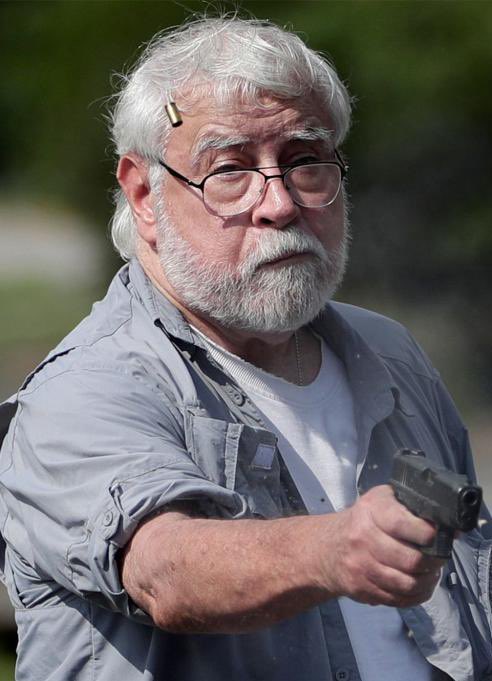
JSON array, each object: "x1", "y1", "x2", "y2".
[{"x1": 117, "y1": 155, "x2": 158, "y2": 248}]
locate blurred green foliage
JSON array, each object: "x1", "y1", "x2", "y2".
[
  {"x1": 0, "y1": 652, "x2": 15, "y2": 681},
  {"x1": 0, "y1": 281, "x2": 96, "y2": 346},
  {"x1": 0, "y1": 281, "x2": 97, "y2": 394},
  {"x1": 1, "y1": 0, "x2": 491, "y2": 392},
  {"x1": 0, "y1": 631, "x2": 16, "y2": 680}
]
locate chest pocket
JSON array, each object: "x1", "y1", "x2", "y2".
[{"x1": 186, "y1": 414, "x2": 286, "y2": 518}]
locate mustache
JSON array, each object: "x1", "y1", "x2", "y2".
[{"x1": 239, "y1": 226, "x2": 328, "y2": 276}]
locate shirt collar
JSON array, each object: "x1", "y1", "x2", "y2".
[
  {"x1": 311, "y1": 304, "x2": 399, "y2": 423},
  {"x1": 129, "y1": 257, "x2": 400, "y2": 420},
  {"x1": 128, "y1": 258, "x2": 198, "y2": 346}
]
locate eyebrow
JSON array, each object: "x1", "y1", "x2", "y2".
[
  {"x1": 190, "y1": 135, "x2": 250, "y2": 170},
  {"x1": 189, "y1": 126, "x2": 334, "y2": 171},
  {"x1": 284, "y1": 126, "x2": 334, "y2": 146}
]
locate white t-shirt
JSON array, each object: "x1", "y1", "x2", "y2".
[{"x1": 194, "y1": 329, "x2": 433, "y2": 681}]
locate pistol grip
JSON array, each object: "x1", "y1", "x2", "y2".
[{"x1": 421, "y1": 526, "x2": 454, "y2": 559}]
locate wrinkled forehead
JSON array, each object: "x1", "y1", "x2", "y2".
[
  {"x1": 166, "y1": 89, "x2": 336, "y2": 162},
  {"x1": 176, "y1": 85, "x2": 332, "y2": 129}
]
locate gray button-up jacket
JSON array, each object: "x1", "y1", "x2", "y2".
[{"x1": 1, "y1": 259, "x2": 492, "y2": 680}]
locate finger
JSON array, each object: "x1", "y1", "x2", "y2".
[
  {"x1": 364, "y1": 560, "x2": 442, "y2": 602},
  {"x1": 408, "y1": 554, "x2": 446, "y2": 575},
  {"x1": 368, "y1": 534, "x2": 446, "y2": 576},
  {"x1": 352, "y1": 566, "x2": 442, "y2": 607},
  {"x1": 364, "y1": 488, "x2": 437, "y2": 547},
  {"x1": 343, "y1": 505, "x2": 434, "y2": 578},
  {"x1": 373, "y1": 582, "x2": 439, "y2": 608}
]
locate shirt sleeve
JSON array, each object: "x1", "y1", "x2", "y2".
[
  {"x1": 0, "y1": 362, "x2": 246, "y2": 619},
  {"x1": 430, "y1": 374, "x2": 492, "y2": 538}
]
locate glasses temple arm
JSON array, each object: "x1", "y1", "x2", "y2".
[{"x1": 158, "y1": 160, "x2": 203, "y2": 189}]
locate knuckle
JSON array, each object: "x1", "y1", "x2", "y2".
[
  {"x1": 404, "y1": 549, "x2": 425, "y2": 574},
  {"x1": 380, "y1": 590, "x2": 400, "y2": 606},
  {"x1": 344, "y1": 553, "x2": 365, "y2": 582},
  {"x1": 421, "y1": 524, "x2": 437, "y2": 545},
  {"x1": 359, "y1": 487, "x2": 384, "y2": 512},
  {"x1": 397, "y1": 574, "x2": 418, "y2": 596},
  {"x1": 347, "y1": 519, "x2": 370, "y2": 550},
  {"x1": 385, "y1": 515, "x2": 401, "y2": 536}
]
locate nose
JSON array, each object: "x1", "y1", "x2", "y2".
[{"x1": 250, "y1": 174, "x2": 299, "y2": 229}]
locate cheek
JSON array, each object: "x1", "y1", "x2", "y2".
[
  {"x1": 167, "y1": 197, "x2": 247, "y2": 267},
  {"x1": 201, "y1": 230, "x2": 246, "y2": 267},
  {"x1": 307, "y1": 200, "x2": 346, "y2": 250}
]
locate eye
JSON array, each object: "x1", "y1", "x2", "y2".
[
  {"x1": 289, "y1": 156, "x2": 319, "y2": 166},
  {"x1": 213, "y1": 164, "x2": 242, "y2": 174}
]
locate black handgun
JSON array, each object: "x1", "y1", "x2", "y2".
[{"x1": 390, "y1": 449, "x2": 482, "y2": 558}]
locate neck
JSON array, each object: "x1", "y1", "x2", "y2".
[{"x1": 138, "y1": 249, "x2": 322, "y2": 384}]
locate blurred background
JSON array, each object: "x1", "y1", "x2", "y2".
[{"x1": 1, "y1": 0, "x2": 491, "y2": 675}]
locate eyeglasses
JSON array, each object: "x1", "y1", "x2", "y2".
[{"x1": 157, "y1": 150, "x2": 348, "y2": 217}]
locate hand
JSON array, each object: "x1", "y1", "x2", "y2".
[{"x1": 321, "y1": 485, "x2": 445, "y2": 607}]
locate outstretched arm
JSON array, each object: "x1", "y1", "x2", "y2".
[{"x1": 120, "y1": 485, "x2": 445, "y2": 634}]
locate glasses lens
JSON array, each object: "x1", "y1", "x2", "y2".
[
  {"x1": 203, "y1": 171, "x2": 264, "y2": 217},
  {"x1": 286, "y1": 163, "x2": 342, "y2": 207}
]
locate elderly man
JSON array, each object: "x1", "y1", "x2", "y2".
[{"x1": 0, "y1": 15, "x2": 491, "y2": 681}]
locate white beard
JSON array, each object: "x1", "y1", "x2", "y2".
[{"x1": 156, "y1": 209, "x2": 349, "y2": 334}]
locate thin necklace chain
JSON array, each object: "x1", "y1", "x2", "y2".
[{"x1": 294, "y1": 330, "x2": 303, "y2": 386}]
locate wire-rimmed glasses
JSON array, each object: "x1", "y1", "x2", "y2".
[{"x1": 158, "y1": 151, "x2": 348, "y2": 217}]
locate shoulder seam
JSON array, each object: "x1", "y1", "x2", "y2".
[
  {"x1": 377, "y1": 351, "x2": 439, "y2": 382},
  {"x1": 21, "y1": 364, "x2": 176, "y2": 404}
]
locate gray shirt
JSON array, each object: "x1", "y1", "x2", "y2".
[{"x1": 1, "y1": 259, "x2": 492, "y2": 681}]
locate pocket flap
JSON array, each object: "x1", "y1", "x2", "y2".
[{"x1": 186, "y1": 414, "x2": 282, "y2": 517}]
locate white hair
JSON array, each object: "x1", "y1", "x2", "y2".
[{"x1": 109, "y1": 14, "x2": 352, "y2": 260}]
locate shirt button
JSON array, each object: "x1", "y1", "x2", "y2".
[
  {"x1": 228, "y1": 388, "x2": 245, "y2": 406},
  {"x1": 103, "y1": 511, "x2": 113, "y2": 526},
  {"x1": 447, "y1": 571, "x2": 458, "y2": 587},
  {"x1": 335, "y1": 669, "x2": 350, "y2": 681}
]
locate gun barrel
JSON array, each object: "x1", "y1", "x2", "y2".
[{"x1": 390, "y1": 449, "x2": 482, "y2": 533}]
